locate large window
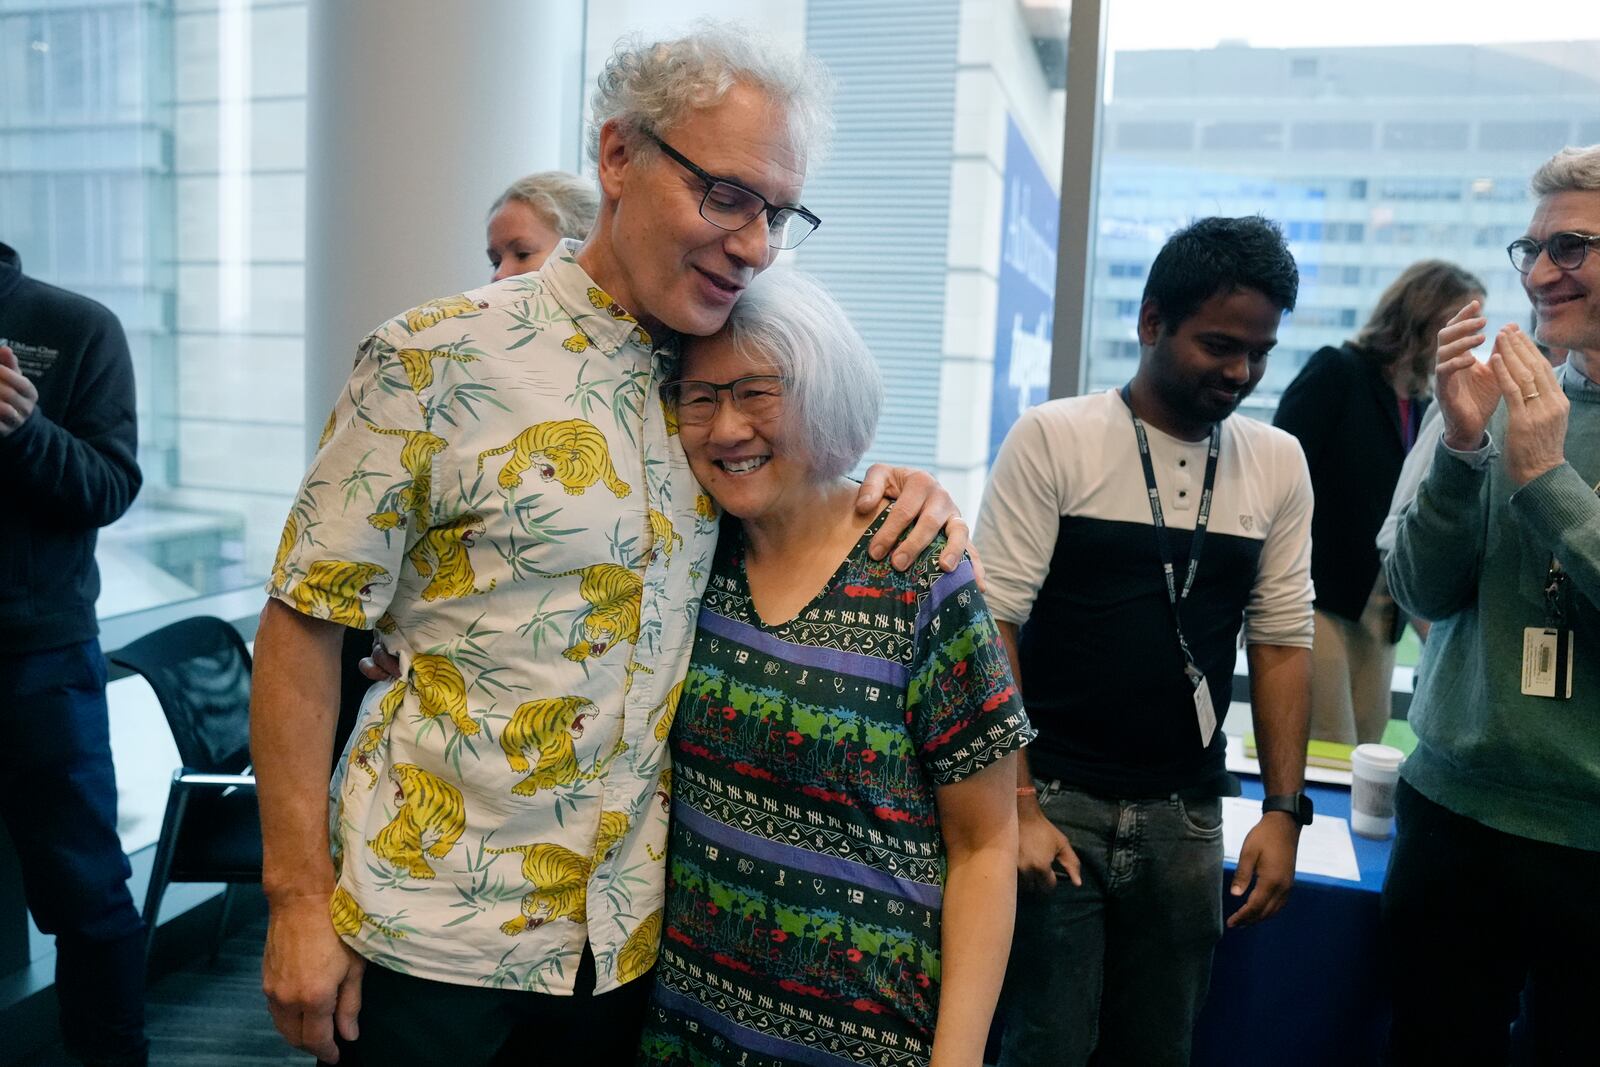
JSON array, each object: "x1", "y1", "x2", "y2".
[
  {"x1": 0, "y1": 0, "x2": 308, "y2": 622},
  {"x1": 1083, "y1": 2, "x2": 1600, "y2": 421}
]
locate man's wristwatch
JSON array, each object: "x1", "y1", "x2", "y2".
[{"x1": 1261, "y1": 793, "x2": 1314, "y2": 826}]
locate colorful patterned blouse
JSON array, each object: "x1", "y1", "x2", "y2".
[
  {"x1": 267, "y1": 240, "x2": 717, "y2": 993},
  {"x1": 640, "y1": 512, "x2": 1033, "y2": 1066}
]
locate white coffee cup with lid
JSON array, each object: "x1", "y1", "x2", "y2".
[{"x1": 1350, "y1": 743, "x2": 1405, "y2": 839}]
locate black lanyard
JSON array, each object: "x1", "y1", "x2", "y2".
[{"x1": 1121, "y1": 384, "x2": 1221, "y2": 674}]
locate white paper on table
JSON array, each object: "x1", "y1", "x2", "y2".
[{"x1": 1220, "y1": 796, "x2": 1362, "y2": 882}]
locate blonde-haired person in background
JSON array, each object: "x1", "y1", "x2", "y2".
[{"x1": 486, "y1": 171, "x2": 600, "y2": 281}]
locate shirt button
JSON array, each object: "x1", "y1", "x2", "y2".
[
  {"x1": 1179, "y1": 459, "x2": 1188, "y2": 467},
  {"x1": 1179, "y1": 490, "x2": 1188, "y2": 498},
  {"x1": 477, "y1": 301, "x2": 490, "y2": 309}
]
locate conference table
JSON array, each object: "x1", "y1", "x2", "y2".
[{"x1": 1191, "y1": 776, "x2": 1394, "y2": 1067}]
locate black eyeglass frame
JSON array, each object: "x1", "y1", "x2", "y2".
[
  {"x1": 660, "y1": 374, "x2": 788, "y2": 425},
  {"x1": 647, "y1": 132, "x2": 821, "y2": 250},
  {"x1": 1506, "y1": 231, "x2": 1600, "y2": 274}
]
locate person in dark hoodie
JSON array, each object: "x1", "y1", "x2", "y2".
[{"x1": 0, "y1": 240, "x2": 146, "y2": 1067}]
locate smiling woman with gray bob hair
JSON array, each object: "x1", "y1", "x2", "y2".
[{"x1": 715, "y1": 269, "x2": 882, "y2": 479}]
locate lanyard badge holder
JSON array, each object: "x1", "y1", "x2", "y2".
[
  {"x1": 1121, "y1": 385, "x2": 1223, "y2": 745},
  {"x1": 1522, "y1": 558, "x2": 1575, "y2": 699}
]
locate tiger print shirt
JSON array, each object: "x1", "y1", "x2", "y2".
[{"x1": 267, "y1": 240, "x2": 716, "y2": 993}]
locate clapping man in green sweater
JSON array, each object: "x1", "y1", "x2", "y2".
[{"x1": 1384, "y1": 145, "x2": 1600, "y2": 1065}]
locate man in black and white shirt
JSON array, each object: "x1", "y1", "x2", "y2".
[{"x1": 978, "y1": 217, "x2": 1315, "y2": 1067}]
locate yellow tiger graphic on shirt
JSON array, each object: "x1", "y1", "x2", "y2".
[
  {"x1": 592, "y1": 810, "x2": 631, "y2": 866},
  {"x1": 367, "y1": 763, "x2": 466, "y2": 880},
  {"x1": 544, "y1": 563, "x2": 642, "y2": 662},
  {"x1": 366, "y1": 425, "x2": 449, "y2": 530},
  {"x1": 694, "y1": 493, "x2": 718, "y2": 524},
  {"x1": 649, "y1": 681, "x2": 684, "y2": 743},
  {"x1": 318, "y1": 409, "x2": 337, "y2": 451},
  {"x1": 408, "y1": 512, "x2": 496, "y2": 601},
  {"x1": 499, "y1": 696, "x2": 594, "y2": 796},
  {"x1": 393, "y1": 346, "x2": 478, "y2": 405},
  {"x1": 661, "y1": 394, "x2": 679, "y2": 436},
  {"x1": 272, "y1": 513, "x2": 299, "y2": 591},
  {"x1": 348, "y1": 677, "x2": 405, "y2": 787},
  {"x1": 403, "y1": 294, "x2": 478, "y2": 334},
  {"x1": 655, "y1": 765, "x2": 672, "y2": 813},
  {"x1": 408, "y1": 654, "x2": 483, "y2": 737},
  {"x1": 485, "y1": 842, "x2": 591, "y2": 935},
  {"x1": 475, "y1": 419, "x2": 630, "y2": 498},
  {"x1": 645, "y1": 509, "x2": 683, "y2": 564},
  {"x1": 290, "y1": 561, "x2": 391, "y2": 628},
  {"x1": 617, "y1": 908, "x2": 663, "y2": 983},
  {"x1": 330, "y1": 885, "x2": 407, "y2": 941}
]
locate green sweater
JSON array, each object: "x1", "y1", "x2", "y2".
[{"x1": 1387, "y1": 361, "x2": 1600, "y2": 851}]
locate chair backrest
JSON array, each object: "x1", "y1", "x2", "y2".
[{"x1": 109, "y1": 615, "x2": 253, "y2": 774}]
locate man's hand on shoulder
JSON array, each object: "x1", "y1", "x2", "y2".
[
  {"x1": 857, "y1": 464, "x2": 987, "y2": 587},
  {"x1": 1226, "y1": 812, "x2": 1299, "y2": 928},
  {"x1": 0, "y1": 345, "x2": 39, "y2": 437}
]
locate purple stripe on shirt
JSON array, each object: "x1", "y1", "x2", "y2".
[
  {"x1": 696, "y1": 608, "x2": 910, "y2": 687},
  {"x1": 913, "y1": 556, "x2": 975, "y2": 637},
  {"x1": 653, "y1": 985, "x2": 863, "y2": 1067},
  {"x1": 675, "y1": 804, "x2": 944, "y2": 910}
]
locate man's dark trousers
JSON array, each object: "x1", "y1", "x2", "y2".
[{"x1": 0, "y1": 640, "x2": 148, "y2": 1067}]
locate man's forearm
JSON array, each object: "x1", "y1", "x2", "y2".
[
  {"x1": 1245, "y1": 643, "x2": 1310, "y2": 796},
  {"x1": 251, "y1": 598, "x2": 349, "y2": 901}
]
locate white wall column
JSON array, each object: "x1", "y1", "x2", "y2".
[{"x1": 304, "y1": 0, "x2": 586, "y2": 454}]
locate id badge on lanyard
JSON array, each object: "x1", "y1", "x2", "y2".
[
  {"x1": 1121, "y1": 385, "x2": 1222, "y2": 745},
  {"x1": 1522, "y1": 557, "x2": 1575, "y2": 700}
]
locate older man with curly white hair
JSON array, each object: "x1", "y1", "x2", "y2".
[{"x1": 252, "y1": 25, "x2": 973, "y2": 1066}]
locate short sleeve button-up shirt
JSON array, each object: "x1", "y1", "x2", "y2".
[{"x1": 268, "y1": 240, "x2": 717, "y2": 992}]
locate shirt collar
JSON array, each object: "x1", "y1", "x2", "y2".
[
  {"x1": 1556, "y1": 357, "x2": 1599, "y2": 396},
  {"x1": 540, "y1": 238, "x2": 656, "y2": 357}
]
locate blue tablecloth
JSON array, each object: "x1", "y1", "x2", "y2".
[{"x1": 1191, "y1": 778, "x2": 1393, "y2": 1067}]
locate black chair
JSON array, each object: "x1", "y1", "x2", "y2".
[{"x1": 108, "y1": 616, "x2": 260, "y2": 963}]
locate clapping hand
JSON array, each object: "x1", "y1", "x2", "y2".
[
  {"x1": 1433, "y1": 301, "x2": 1499, "y2": 452},
  {"x1": 1488, "y1": 324, "x2": 1569, "y2": 486},
  {"x1": 0, "y1": 345, "x2": 38, "y2": 436}
]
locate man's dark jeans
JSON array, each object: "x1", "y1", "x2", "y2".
[
  {"x1": 1383, "y1": 778, "x2": 1600, "y2": 1066},
  {"x1": 0, "y1": 640, "x2": 148, "y2": 1067},
  {"x1": 998, "y1": 781, "x2": 1224, "y2": 1067}
]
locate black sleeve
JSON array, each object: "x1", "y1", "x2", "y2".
[
  {"x1": 1271, "y1": 346, "x2": 1347, "y2": 474},
  {"x1": 0, "y1": 311, "x2": 141, "y2": 527}
]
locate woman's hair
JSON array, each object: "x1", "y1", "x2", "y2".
[
  {"x1": 488, "y1": 171, "x2": 600, "y2": 241},
  {"x1": 1354, "y1": 260, "x2": 1485, "y2": 393},
  {"x1": 586, "y1": 24, "x2": 834, "y2": 171},
  {"x1": 712, "y1": 269, "x2": 881, "y2": 481}
]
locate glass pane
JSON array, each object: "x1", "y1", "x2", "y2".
[
  {"x1": 1, "y1": 0, "x2": 308, "y2": 620},
  {"x1": 1086, "y1": 3, "x2": 1600, "y2": 421}
]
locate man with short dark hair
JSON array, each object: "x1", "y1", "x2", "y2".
[
  {"x1": 0, "y1": 240, "x2": 146, "y2": 1067},
  {"x1": 1383, "y1": 144, "x2": 1600, "y2": 1065},
  {"x1": 978, "y1": 217, "x2": 1315, "y2": 1066}
]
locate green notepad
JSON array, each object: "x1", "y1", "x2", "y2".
[{"x1": 1241, "y1": 720, "x2": 1418, "y2": 768}]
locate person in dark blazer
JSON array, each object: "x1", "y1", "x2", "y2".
[{"x1": 1274, "y1": 260, "x2": 1484, "y2": 744}]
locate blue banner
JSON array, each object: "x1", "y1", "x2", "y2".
[{"x1": 989, "y1": 116, "x2": 1059, "y2": 464}]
